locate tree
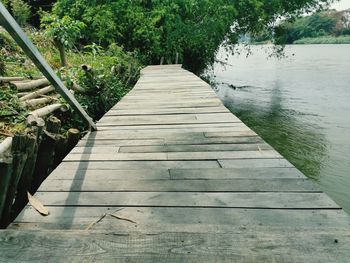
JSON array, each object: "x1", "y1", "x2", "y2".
[
  {"x1": 50, "y1": 0, "x2": 332, "y2": 72},
  {"x1": 41, "y1": 13, "x2": 85, "y2": 67},
  {"x1": 275, "y1": 11, "x2": 338, "y2": 44},
  {"x1": 2, "y1": 0, "x2": 31, "y2": 26}
]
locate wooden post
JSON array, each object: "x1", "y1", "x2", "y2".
[
  {"x1": 31, "y1": 117, "x2": 61, "y2": 192},
  {"x1": 11, "y1": 132, "x2": 37, "y2": 219},
  {"x1": 0, "y1": 158, "x2": 13, "y2": 224},
  {"x1": 175, "y1": 53, "x2": 179, "y2": 64},
  {"x1": 0, "y1": 134, "x2": 28, "y2": 228},
  {"x1": 0, "y1": 2, "x2": 96, "y2": 130},
  {"x1": 66, "y1": 128, "x2": 80, "y2": 155},
  {"x1": 53, "y1": 134, "x2": 67, "y2": 169},
  {"x1": 160, "y1": 57, "x2": 164, "y2": 65}
]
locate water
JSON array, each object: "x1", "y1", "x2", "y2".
[{"x1": 208, "y1": 44, "x2": 350, "y2": 212}]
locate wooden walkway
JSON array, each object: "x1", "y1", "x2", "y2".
[{"x1": 1, "y1": 65, "x2": 350, "y2": 262}]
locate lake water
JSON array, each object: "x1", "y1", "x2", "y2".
[{"x1": 208, "y1": 44, "x2": 350, "y2": 213}]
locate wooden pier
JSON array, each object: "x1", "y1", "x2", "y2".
[{"x1": 1, "y1": 65, "x2": 350, "y2": 262}]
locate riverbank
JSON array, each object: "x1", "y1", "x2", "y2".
[{"x1": 294, "y1": 35, "x2": 350, "y2": 44}]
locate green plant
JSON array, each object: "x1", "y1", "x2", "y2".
[
  {"x1": 11, "y1": 0, "x2": 31, "y2": 26},
  {"x1": 52, "y1": 0, "x2": 333, "y2": 72},
  {"x1": 41, "y1": 13, "x2": 86, "y2": 67}
]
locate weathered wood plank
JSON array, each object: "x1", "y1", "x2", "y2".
[
  {"x1": 48, "y1": 169, "x2": 171, "y2": 180},
  {"x1": 63, "y1": 150, "x2": 281, "y2": 161},
  {"x1": 12, "y1": 207, "x2": 350, "y2": 231},
  {"x1": 38, "y1": 178, "x2": 319, "y2": 192},
  {"x1": 219, "y1": 158, "x2": 294, "y2": 168},
  {"x1": 117, "y1": 143, "x2": 273, "y2": 153},
  {"x1": 46, "y1": 168, "x2": 303, "y2": 181},
  {"x1": 76, "y1": 136, "x2": 264, "y2": 147},
  {"x1": 32, "y1": 192, "x2": 339, "y2": 208},
  {"x1": 169, "y1": 167, "x2": 306, "y2": 179},
  {"x1": 81, "y1": 131, "x2": 256, "y2": 140},
  {"x1": 58, "y1": 160, "x2": 221, "y2": 170},
  {"x1": 71, "y1": 142, "x2": 271, "y2": 154},
  {"x1": 1, "y1": 229, "x2": 349, "y2": 262}
]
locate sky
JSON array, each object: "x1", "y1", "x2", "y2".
[{"x1": 331, "y1": 0, "x2": 350, "y2": 10}]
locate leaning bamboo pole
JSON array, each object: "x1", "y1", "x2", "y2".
[
  {"x1": 25, "y1": 94, "x2": 60, "y2": 107},
  {"x1": 10, "y1": 78, "x2": 49, "y2": 91},
  {"x1": 0, "y1": 76, "x2": 26, "y2": 82},
  {"x1": 29, "y1": 103, "x2": 67, "y2": 118},
  {"x1": 19, "y1": 85, "x2": 55, "y2": 101}
]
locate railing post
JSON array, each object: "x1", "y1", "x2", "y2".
[{"x1": 0, "y1": 2, "x2": 97, "y2": 130}]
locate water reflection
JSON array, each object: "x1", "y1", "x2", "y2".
[{"x1": 216, "y1": 81, "x2": 329, "y2": 180}]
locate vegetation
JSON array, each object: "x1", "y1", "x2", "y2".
[
  {"x1": 51, "y1": 0, "x2": 332, "y2": 72},
  {"x1": 41, "y1": 14, "x2": 86, "y2": 66},
  {"x1": 2, "y1": 0, "x2": 31, "y2": 26},
  {"x1": 264, "y1": 9, "x2": 350, "y2": 44},
  {"x1": 294, "y1": 35, "x2": 350, "y2": 44},
  {"x1": 0, "y1": 29, "x2": 141, "y2": 139},
  {"x1": 0, "y1": 0, "x2": 336, "y2": 138}
]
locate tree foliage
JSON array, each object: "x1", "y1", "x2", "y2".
[
  {"x1": 275, "y1": 12, "x2": 337, "y2": 44},
  {"x1": 274, "y1": 9, "x2": 350, "y2": 44},
  {"x1": 51, "y1": 0, "x2": 331, "y2": 71},
  {"x1": 41, "y1": 13, "x2": 86, "y2": 66},
  {"x1": 2, "y1": 0, "x2": 31, "y2": 26}
]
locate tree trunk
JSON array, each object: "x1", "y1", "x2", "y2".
[{"x1": 55, "y1": 40, "x2": 67, "y2": 67}]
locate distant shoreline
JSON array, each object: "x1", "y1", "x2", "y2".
[
  {"x1": 252, "y1": 35, "x2": 350, "y2": 45},
  {"x1": 293, "y1": 36, "x2": 350, "y2": 44}
]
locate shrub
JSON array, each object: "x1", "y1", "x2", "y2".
[{"x1": 11, "y1": 0, "x2": 32, "y2": 26}]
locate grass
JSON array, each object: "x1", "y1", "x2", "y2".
[{"x1": 294, "y1": 35, "x2": 350, "y2": 44}]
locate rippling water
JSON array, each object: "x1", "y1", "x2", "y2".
[{"x1": 208, "y1": 44, "x2": 350, "y2": 212}]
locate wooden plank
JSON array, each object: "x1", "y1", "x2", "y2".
[
  {"x1": 46, "y1": 167, "x2": 303, "y2": 181},
  {"x1": 37, "y1": 178, "x2": 319, "y2": 192},
  {"x1": 96, "y1": 123, "x2": 243, "y2": 130},
  {"x1": 76, "y1": 136, "x2": 264, "y2": 147},
  {"x1": 63, "y1": 150, "x2": 281, "y2": 161},
  {"x1": 57, "y1": 160, "x2": 221, "y2": 170},
  {"x1": 105, "y1": 107, "x2": 229, "y2": 116},
  {"x1": 1, "y1": 229, "x2": 349, "y2": 262},
  {"x1": 98, "y1": 113, "x2": 240, "y2": 126},
  {"x1": 219, "y1": 158, "x2": 294, "y2": 168},
  {"x1": 32, "y1": 192, "x2": 339, "y2": 208},
  {"x1": 116, "y1": 143, "x2": 273, "y2": 153},
  {"x1": 12, "y1": 207, "x2": 350, "y2": 231},
  {"x1": 169, "y1": 167, "x2": 306, "y2": 179},
  {"x1": 95, "y1": 125, "x2": 251, "y2": 133},
  {"x1": 81, "y1": 131, "x2": 256, "y2": 140}
]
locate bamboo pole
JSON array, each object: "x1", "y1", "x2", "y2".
[
  {"x1": 29, "y1": 103, "x2": 66, "y2": 118},
  {"x1": 17, "y1": 92, "x2": 30, "y2": 97},
  {"x1": 0, "y1": 76, "x2": 26, "y2": 82},
  {"x1": 10, "y1": 78, "x2": 49, "y2": 91},
  {"x1": 19, "y1": 85, "x2": 55, "y2": 101},
  {"x1": 25, "y1": 94, "x2": 60, "y2": 108}
]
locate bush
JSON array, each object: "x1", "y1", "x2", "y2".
[{"x1": 11, "y1": 0, "x2": 32, "y2": 26}]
